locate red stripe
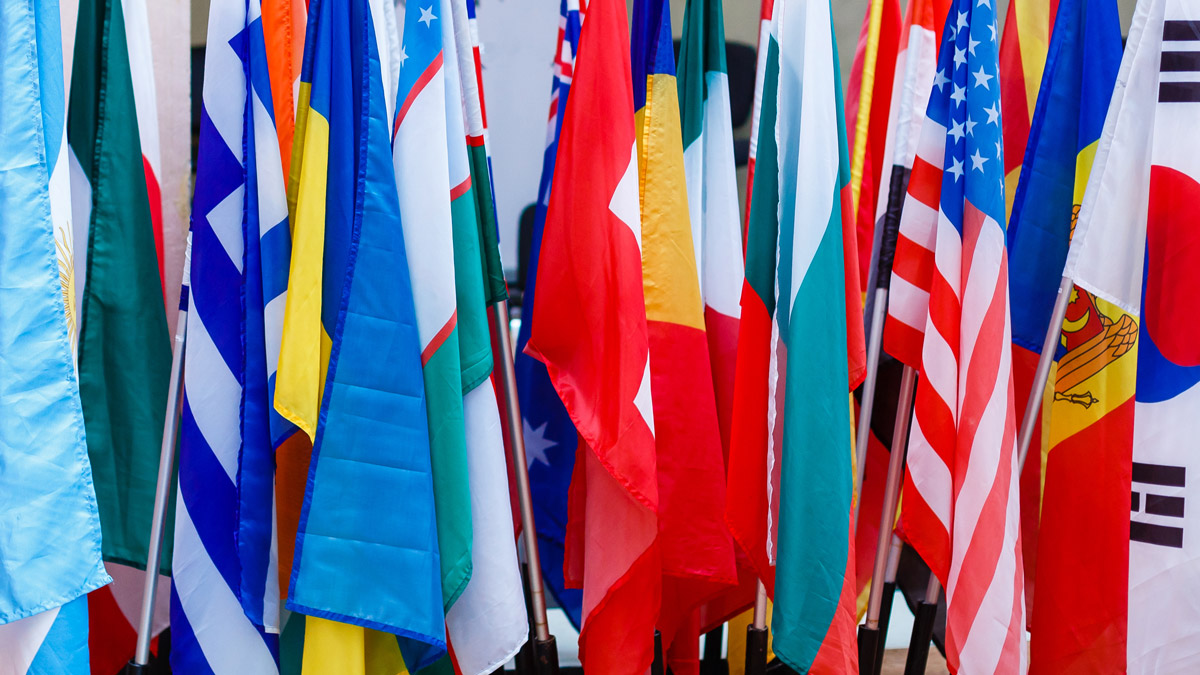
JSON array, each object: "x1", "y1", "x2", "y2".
[
  {"x1": 897, "y1": 469, "x2": 952, "y2": 583},
  {"x1": 395, "y1": 53, "x2": 445, "y2": 135},
  {"x1": 450, "y1": 175, "x2": 472, "y2": 201},
  {"x1": 466, "y1": 134, "x2": 485, "y2": 147},
  {"x1": 891, "y1": 232, "x2": 935, "y2": 290},
  {"x1": 883, "y1": 311, "x2": 926, "y2": 369},
  {"x1": 421, "y1": 310, "x2": 457, "y2": 366},
  {"x1": 907, "y1": 154, "x2": 944, "y2": 210}
]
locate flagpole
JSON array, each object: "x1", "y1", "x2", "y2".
[
  {"x1": 491, "y1": 299, "x2": 560, "y2": 675},
  {"x1": 1017, "y1": 276, "x2": 1074, "y2": 472},
  {"x1": 854, "y1": 286, "x2": 889, "y2": 526},
  {"x1": 858, "y1": 364, "x2": 917, "y2": 675},
  {"x1": 745, "y1": 581, "x2": 769, "y2": 675},
  {"x1": 127, "y1": 233, "x2": 192, "y2": 674},
  {"x1": 902, "y1": 574, "x2": 942, "y2": 675},
  {"x1": 870, "y1": 532, "x2": 905, "y2": 672}
]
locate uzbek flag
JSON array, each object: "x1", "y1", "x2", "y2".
[
  {"x1": 768, "y1": 0, "x2": 860, "y2": 671},
  {"x1": 1006, "y1": 0, "x2": 1121, "y2": 630},
  {"x1": 274, "y1": 0, "x2": 446, "y2": 669}
]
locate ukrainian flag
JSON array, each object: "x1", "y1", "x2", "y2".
[{"x1": 275, "y1": 0, "x2": 444, "y2": 670}]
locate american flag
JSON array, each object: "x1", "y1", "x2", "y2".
[{"x1": 883, "y1": 0, "x2": 1027, "y2": 671}]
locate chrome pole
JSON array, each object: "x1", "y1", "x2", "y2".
[{"x1": 1016, "y1": 277, "x2": 1073, "y2": 472}]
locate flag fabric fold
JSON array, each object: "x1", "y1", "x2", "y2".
[
  {"x1": 524, "y1": 0, "x2": 662, "y2": 669},
  {"x1": 884, "y1": 0, "x2": 1028, "y2": 670}
]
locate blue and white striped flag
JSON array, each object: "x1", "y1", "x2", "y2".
[{"x1": 169, "y1": 0, "x2": 294, "y2": 671}]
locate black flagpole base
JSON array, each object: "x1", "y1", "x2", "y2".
[
  {"x1": 870, "y1": 581, "x2": 898, "y2": 675},
  {"x1": 123, "y1": 661, "x2": 150, "y2": 675},
  {"x1": 857, "y1": 624, "x2": 881, "y2": 675},
  {"x1": 515, "y1": 636, "x2": 536, "y2": 675},
  {"x1": 701, "y1": 625, "x2": 727, "y2": 675},
  {"x1": 651, "y1": 630, "x2": 666, "y2": 675},
  {"x1": 903, "y1": 601, "x2": 939, "y2": 675},
  {"x1": 745, "y1": 625, "x2": 769, "y2": 675},
  {"x1": 534, "y1": 635, "x2": 560, "y2": 675}
]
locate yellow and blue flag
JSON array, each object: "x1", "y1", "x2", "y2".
[{"x1": 275, "y1": 0, "x2": 445, "y2": 668}]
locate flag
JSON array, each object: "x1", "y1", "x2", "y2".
[
  {"x1": 631, "y1": 0, "x2": 737, "y2": 664},
  {"x1": 767, "y1": 0, "x2": 860, "y2": 671},
  {"x1": 1006, "y1": 0, "x2": 1121, "y2": 629},
  {"x1": 392, "y1": 0, "x2": 473, "y2": 617},
  {"x1": 513, "y1": 0, "x2": 587, "y2": 629},
  {"x1": 884, "y1": 0, "x2": 1028, "y2": 670},
  {"x1": 0, "y1": 0, "x2": 110, "y2": 669},
  {"x1": 998, "y1": 0, "x2": 1057, "y2": 217},
  {"x1": 846, "y1": 0, "x2": 901, "y2": 292},
  {"x1": 726, "y1": 4, "x2": 781, "y2": 595},
  {"x1": 524, "y1": 0, "x2": 661, "y2": 669},
  {"x1": 168, "y1": 0, "x2": 300, "y2": 669},
  {"x1": 68, "y1": 0, "x2": 173, "y2": 571},
  {"x1": 1036, "y1": 0, "x2": 1200, "y2": 669},
  {"x1": 677, "y1": 0, "x2": 756, "y2": 632},
  {"x1": 274, "y1": 0, "x2": 446, "y2": 669},
  {"x1": 743, "y1": 0, "x2": 775, "y2": 232}
]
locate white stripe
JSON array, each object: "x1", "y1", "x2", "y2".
[
  {"x1": 0, "y1": 606, "x2": 59, "y2": 675},
  {"x1": 914, "y1": 117, "x2": 948, "y2": 172},
  {"x1": 206, "y1": 185, "x2": 246, "y2": 275},
  {"x1": 906, "y1": 413, "x2": 952, "y2": 531},
  {"x1": 919, "y1": 324, "x2": 958, "y2": 426},
  {"x1": 173, "y1": 496, "x2": 279, "y2": 674},
  {"x1": 956, "y1": 221, "x2": 1004, "y2": 394},
  {"x1": 932, "y1": 210, "x2": 962, "y2": 303},
  {"x1": 394, "y1": 70, "x2": 457, "y2": 349},
  {"x1": 252, "y1": 92, "x2": 288, "y2": 235},
  {"x1": 184, "y1": 307, "x2": 242, "y2": 483},
  {"x1": 200, "y1": 13, "x2": 246, "y2": 171},
  {"x1": 106, "y1": 562, "x2": 170, "y2": 637},
  {"x1": 697, "y1": 73, "x2": 743, "y2": 319},
  {"x1": 888, "y1": 274, "x2": 931, "y2": 331},
  {"x1": 441, "y1": 0, "x2": 472, "y2": 190},
  {"x1": 120, "y1": 0, "x2": 162, "y2": 171},
  {"x1": 68, "y1": 149, "x2": 92, "y2": 318},
  {"x1": 263, "y1": 293, "x2": 287, "y2": 376},
  {"x1": 897, "y1": 193, "x2": 939, "y2": 255}
]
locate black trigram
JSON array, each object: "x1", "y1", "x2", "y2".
[
  {"x1": 1131, "y1": 461, "x2": 1186, "y2": 548},
  {"x1": 1161, "y1": 20, "x2": 1200, "y2": 102}
]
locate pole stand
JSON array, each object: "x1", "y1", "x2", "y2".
[
  {"x1": 651, "y1": 630, "x2": 665, "y2": 675},
  {"x1": 903, "y1": 576, "x2": 942, "y2": 675},
  {"x1": 858, "y1": 624, "x2": 881, "y2": 675},
  {"x1": 534, "y1": 635, "x2": 560, "y2": 675},
  {"x1": 870, "y1": 580, "x2": 897, "y2": 675},
  {"x1": 123, "y1": 663, "x2": 150, "y2": 675},
  {"x1": 745, "y1": 625, "x2": 769, "y2": 675}
]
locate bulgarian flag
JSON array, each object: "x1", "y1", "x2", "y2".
[{"x1": 68, "y1": 0, "x2": 171, "y2": 575}]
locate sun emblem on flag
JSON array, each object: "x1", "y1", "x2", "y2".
[
  {"x1": 1054, "y1": 286, "x2": 1137, "y2": 407},
  {"x1": 55, "y1": 223, "x2": 77, "y2": 348}
]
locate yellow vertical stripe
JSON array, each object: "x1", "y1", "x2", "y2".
[
  {"x1": 1015, "y1": 0, "x2": 1052, "y2": 121},
  {"x1": 637, "y1": 73, "x2": 706, "y2": 330},
  {"x1": 275, "y1": 85, "x2": 330, "y2": 440},
  {"x1": 301, "y1": 617, "x2": 410, "y2": 675}
]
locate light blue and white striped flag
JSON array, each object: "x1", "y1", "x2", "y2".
[
  {"x1": 0, "y1": 0, "x2": 110, "y2": 672},
  {"x1": 169, "y1": 0, "x2": 294, "y2": 671}
]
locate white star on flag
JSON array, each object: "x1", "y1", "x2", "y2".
[
  {"x1": 948, "y1": 156, "x2": 964, "y2": 182},
  {"x1": 978, "y1": 0, "x2": 991, "y2": 7},
  {"x1": 970, "y1": 149, "x2": 988, "y2": 172},
  {"x1": 985, "y1": 101, "x2": 1000, "y2": 125},
  {"x1": 934, "y1": 68, "x2": 950, "y2": 91},
  {"x1": 969, "y1": 35, "x2": 981, "y2": 56},
  {"x1": 522, "y1": 419, "x2": 557, "y2": 469},
  {"x1": 972, "y1": 65, "x2": 994, "y2": 89},
  {"x1": 398, "y1": 45, "x2": 408, "y2": 67},
  {"x1": 954, "y1": 46, "x2": 967, "y2": 68},
  {"x1": 949, "y1": 120, "x2": 965, "y2": 142},
  {"x1": 966, "y1": 116, "x2": 977, "y2": 136},
  {"x1": 419, "y1": 5, "x2": 436, "y2": 27},
  {"x1": 951, "y1": 83, "x2": 966, "y2": 106}
]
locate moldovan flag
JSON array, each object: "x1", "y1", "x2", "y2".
[
  {"x1": 69, "y1": 0, "x2": 172, "y2": 571},
  {"x1": 274, "y1": 0, "x2": 446, "y2": 670},
  {"x1": 631, "y1": 0, "x2": 736, "y2": 667},
  {"x1": 1006, "y1": 0, "x2": 1120, "y2": 628},
  {"x1": 845, "y1": 0, "x2": 901, "y2": 292},
  {"x1": 525, "y1": 0, "x2": 662, "y2": 669},
  {"x1": 1037, "y1": 0, "x2": 1200, "y2": 670},
  {"x1": 768, "y1": 0, "x2": 860, "y2": 671},
  {"x1": 0, "y1": 0, "x2": 111, "y2": 670},
  {"x1": 999, "y1": 0, "x2": 1057, "y2": 216},
  {"x1": 677, "y1": 0, "x2": 755, "y2": 632}
]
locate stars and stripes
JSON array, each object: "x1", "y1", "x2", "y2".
[
  {"x1": 884, "y1": 0, "x2": 1027, "y2": 670},
  {"x1": 169, "y1": 0, "x2": 292, "y2": 671}
]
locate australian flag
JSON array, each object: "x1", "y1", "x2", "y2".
[{"x1": 513, "y1": 0, "x2": 586, "y2": 627}]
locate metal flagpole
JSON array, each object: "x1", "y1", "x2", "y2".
[
  {"x1": 902, "y1": 575, "x2": 943, "y2": 675},
  {"x1": 858, "y1": 365, "x2": 917, "y2": 675},
  {"x1": 854, "y1": 287, "x2": 889, "y2": 526},
  {"x1": 127, "y1": 233, "x2": 192, "y2": 674},
  {"x1": 745, "y1": 581, "x2": 770, "y2": 675},
  {"x1": 1017, "y1": 276, "x2": 1074, "y2": 472},
  {"x1": 491, "y1": 299, "x2": 560, "y2": 675}
]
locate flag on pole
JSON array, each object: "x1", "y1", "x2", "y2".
[
  {"x1": 168, "y1": 0, "x2": 298, "y2": 669},
  {"x1": 631, "y1": 0, "x2": 737, "y2": 663},
  {"x1": 524, "y1": 0, "x2": 662, "y2": 669},
  {"x1": 274, "y1": 0, "x2": 446, "y2": 669},
  {"x1": 743, "y1": 0, "x2": 775, "y2": 232},
  {"x1": 1037, "y1": 0, "x2": 1200, "y2": 669},
  {"x1": 0, "y1": 0, "x2": 110, "y2": 670},
  {"x1": 1006, "y1": 0, "x2": 1121, "y2": 627},
  {"x1": 884, "y1": 0, "x2": 1028, "y2": 669},
  {"x1": 998, "y1": 0, "x2": 1057, "y2": 217},
  {"x1": 513, "y1": 0, "x2": 587, "y2": 629},
  {"x1": 846, "y1": 0, "x2": 901, "y2": 292},
  {"x1": 68, "y1": 0, "x2": 173, "y2": 572},
  {"x1": 767, "y1": 0, "x2": 860, "y2": 671}
]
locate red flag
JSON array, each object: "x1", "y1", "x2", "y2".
[{"x1": 524, "y1": 0, "x2": 661, "y2": 670}]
